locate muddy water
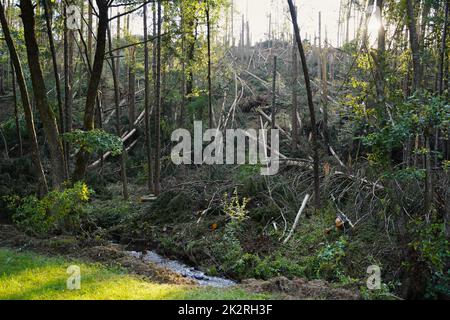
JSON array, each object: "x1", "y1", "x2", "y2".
[{"x1": 127, "y1": 250, "x2": 236, "y2": 288}]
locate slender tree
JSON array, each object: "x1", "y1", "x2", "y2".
[
  {"x1": 143, "y1": 3, "x2": 153, "y2": 192},
  {"x1": 64, "y1": 3, "x2": 74, "y2": 174},
  {"x1": 43, "y1": 0, "x2": 64, "y2": 140},
  {"x1": 0, "y1": 2, "x2": 48, "y2": 194},
  {"x1": 107, "y1": 21, "x2": 129, "y2": 200},
  {"x1": 206, "y1": 0, "x2": 213, "y2": 128},
  {"x1": 154, "y1": 0, "x2": 162, "y2": 195},
  {"x1": 73, "y1": 0, "x2": 109, "y2": 181},
  {"x1": 19, "y1": 0, "x2": 66, "y2": 188},
  {"x1": 438, "y1": 0, "x2": 449, "y2": 95},
  {"x1": 291, "y1": 31, "x2": 299, "y2": 151},
  {"x1": 287, "y1": 0, "x2": 321, "y2": 210},
  {"x1": 406, "y1": 0, "x2": 422, "y2": 91}
]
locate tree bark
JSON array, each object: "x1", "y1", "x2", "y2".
[
  {"x1": 287, "y1": 0, "x2": 321, "y2": 210},
  {"x1": 11, "y1": 62, "x2": 22, "y2": 157},
  {"x1": 154, "y1": 0, "x2": 162, "y2": 196},
  {"x1": 107, "y1": 22, "x2": 129, "y2": 200},
  {"x1": 43, "y1": 0, "x2": 66, "y2": 178},
  {"x1": 271, "y1": 56, "x2": 277, "y2": 130},
  {"x1": 406, "y1": 0, "x2": 422, "y2": 91},
  {"x1": 206, "y1": 1, "x2": 213, "y2": 128},
  {"x1": 64, "y1": 4, "x2": 74, "y2": 174},
  {"x1": 143, "y1": 3, "x2": 153, "y2": 192},
  {"x1": 19, "y1": 0, "x2": 65, "y2": 189},
  {"x1": 291, "y1": 32, "x2": 299, "y2": 151},
  {"x1": 0, "y1": 2, "x2": 48, "y2": 194},
  {"x1": 73, "y1": 0, "x2": 109, "y2": 181},
  {"x1": 438, "y1": 0, "x2": 449, "y2": 94}
]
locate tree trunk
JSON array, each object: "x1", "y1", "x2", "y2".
[
  {"x1": 271, "y1": 56, "x2": 277, "y2": 130},
  {"x1": 19, "y1": 0, "x2": 65, "y2": 189},
  {"x1": 0, "y1": 2, "x2": 48, "y2": 194},
  {"x1": 438, "y1": 0, "x2": 449, "y2": 94},
  {"x1": 143, "y1": 3, "x2": 153, "y2": 192},
  {"x1": 43, "y1": 0, "x2": 66, "y2": 178},
  {"x1": 154, "y1": 0, "x2": 162, "y2": 196},
  {"x1": 87, "y1": 1, "x2": 93, "y2": 62},
  {"x1": 73, "y1": 0, "x2": 109, "y2": 181},
  {"x1": 291, "y1": 32, "x2": 299, "y2": 151},
  {"x1": 107, "y1": 22, "x2": 129, "y2": 201},
  {"x1": 11, "y1": 62, "x2": 22, "y2": 157},
  {"x1": 115, "y1": 12, "x2": 121, "y2": 94},
  {"x1": 206, "y1": 1, "x2": 213, "y2": 128},
  {"x1": 406, "y1": 0, "x2": 422, "y2": 91},
  {"x1": 64, "y1": 5, "x2": 74, "y2": 174},
  {"x1": 43, "y1": 0, "x2": 64, "y2": 134},
  {"x1": 287, "y1": 0, "x2": 321, "y2": 210},
  {"x1": 128, "y1": 48, "x2": 136, "y2": 128}
]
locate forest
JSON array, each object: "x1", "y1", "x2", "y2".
[{"x1": 0, "y1": 0, "x2": 448, "y2": 301}]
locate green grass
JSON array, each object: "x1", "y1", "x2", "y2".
[{"x1": 0, "y1": 248, "x2": 268, "y2": 300}]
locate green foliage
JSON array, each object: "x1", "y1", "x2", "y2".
[
  {"x1": 222, "y1": 188, "x2": 250, "y2": 222},
  {"x1": 85, "y1": 199, "x2": 134, "y2": 229},
  {"x1": 62, "y1": 129, "x2": 123, "y2": 156},
  {"x1": 211, "y1": 221, "x2": 304, "y2": 280},
  {"x1": 410, "y1": 219, "x2": 450, "y2": 299},
  {"x1": 6, "y1": 182, "x2": 91, "y2": 235},
  {"x1": 304, "y1": 236, "x2": 349, "y2": 282}
]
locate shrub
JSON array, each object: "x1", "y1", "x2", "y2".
[
  {"x1": 222, "y1": 188, "x2": 250, "y2": 222},
  {"x1": 6, "y1": 182, "x2": 91, "y2": 235},
  {"x1": 62, "y1": 129, "x2": 123, "y2": 156}
]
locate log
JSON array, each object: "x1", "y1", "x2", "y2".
[{"x1": 283, "y1": 194, "x2": 311, "y2": 244}]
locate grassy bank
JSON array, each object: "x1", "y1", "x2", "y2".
[{"x1": 0, "y1": 248, "x2": 268, "y2": 300}]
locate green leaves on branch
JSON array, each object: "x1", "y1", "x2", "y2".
[
  {"x1": 5, "y1": 182, "x2": 91, "y2": 235},
  {"x1": 62, "y1": 129, "x2": 123, "y2": 156}
]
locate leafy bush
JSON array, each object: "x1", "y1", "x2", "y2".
[
  {"x1": 410, "y1": 220, "x2": 450, "y2": 299},
  {"x1": 222, "y1": 189, "x2": 250, "y2": 222},
  {"x1": 6, "y1": 182, "x2": 91, "y2": 235},
  {"x1": 62, "y1": 129, "x2": 123, "y2": 156},
  {"x1": 305, "y1": 236, "x2": 348, "y2": 281}
]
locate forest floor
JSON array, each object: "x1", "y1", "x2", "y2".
[
  {"x1": 0, "y1": 225, "x2": 267, "y2": 300},
  {"x1": 0, "y1": 224, "x2": 360, "y2": 300}
]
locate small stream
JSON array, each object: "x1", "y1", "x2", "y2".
[{"x1": 126, "y1": 250, "x2": 236, "y2": 288}]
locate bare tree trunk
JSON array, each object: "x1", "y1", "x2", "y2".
[
  {"x1": 143, "y1": 3, "x2": 153, "y2": 192},
  {"x1": 0, "y1": 2, "x2": 48, "y2": 194},
  {"x1": 108, "y1": 22, "x2": 129, "y2": 201},
  {"x1": 154, "y1": 0, "x2": 162, "y2": 196},
  {"x1": 288, "y1": 0, "x2": 321, "y2": 210},
  {"x1": 43, "y1": 0, "x2": 66, "y2": 178},
  {"x1": 128, "y1": 48, "x2": 136, "y2": 128},
  {"x1": 87, "y1": 1, "x2": 93, "y2": 62},
  {"x1": 19, "y1": 0, "x2": 65, "y2": 189},
  {"x1": 406, "y1": 0, "x2": 422, "y2": 91},
  {"x1": 438, "y1": 0, "x2": 449, "y2": 94},
  {"x1": 271, "y1": 56, "x2": 277, "y2": 130},
  {"x1": 64, "y1": 5, "x2": 74, "y2": 174},
  {"x1": 73, "y1": 0, "x2": 109, "y2": 181},
  {"x1": 115, "y1": 12, "x2": 121, "y2": 94},
  {"x1": 11, "y1": 62, "x2": 22, "y2": 157},
  {"x1": 206, "y1": 1, "x2": 213, "y2": 128},
  {"x1": 291, "y1": 32, "x2": 299, "y2": 151}
]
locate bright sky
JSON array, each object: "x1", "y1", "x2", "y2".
[
  {"x1": 232, "y1": 0, "x2": 342, "y2": 46},
  {"x1": 125, "y1": 0, "x2": 347, "y2": 47}
]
